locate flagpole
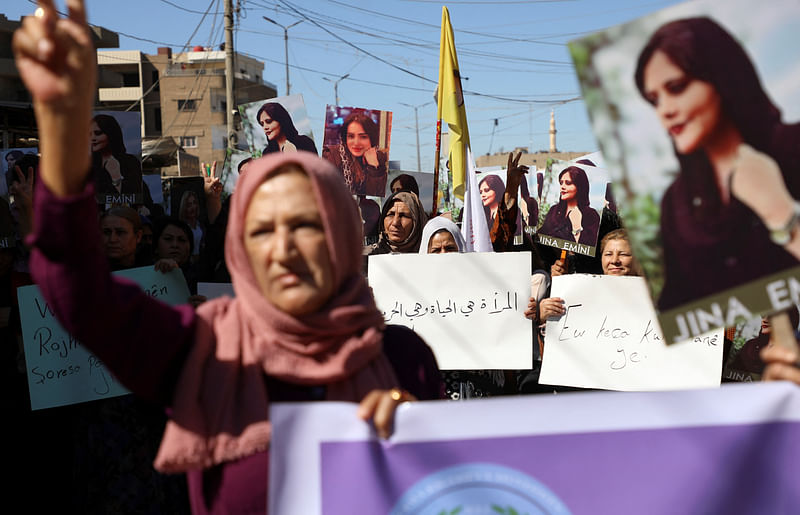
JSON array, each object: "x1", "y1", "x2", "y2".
[{"x1": 432, "y1": 120, "x2": 442, "y2": 217}]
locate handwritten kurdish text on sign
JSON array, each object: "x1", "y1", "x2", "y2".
[
  {"x1": 369, "y1": 252, "x2": 532, "y2": 370},
  {"x1": 18, "y1": 267, "x2": 190, "y2": 410},
  {"x1": 539, "y1": 274, "x2": 722, "y2": 391}
]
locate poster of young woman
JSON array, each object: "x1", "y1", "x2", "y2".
[
  {"x1": 322, "y1": 105, "x2": 393, "y2": 197},
  {"x1": 570, "y1": 0, "x2": 800, "y2": 342},
  {"x1": 90, "y1": 111, "x2": 143, "y2": 204},
  {"x1": 1, "y1": 148, "x2": 38, "y2": 199},
  {"x1": 238, "y1": 94, "x2": 317, "y2": 158},
  {"x1": 533, "y1": 160, "x2": 609, "y2": 257},
  {"x1": 220, "y1": 148, "x2": 253, "y2": 197}
]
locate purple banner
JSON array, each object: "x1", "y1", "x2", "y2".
[{"x1": 320, "y1": 421, "x2": 800, "y2": 514}]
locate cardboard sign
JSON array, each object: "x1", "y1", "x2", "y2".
[
  {"x1": 368, "y1": 252, "x2": 532, "y2": 370},
  {"x1": 270, "y1": 382, "x2": 800, "y2": 514},
  {"x1": 18, "y1": 267, "x2": 190, "y2": 410},
  {"x1": 539, "y1": 275, "x2": 722, "y2": 390}
]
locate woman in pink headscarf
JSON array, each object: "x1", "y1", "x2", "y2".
[{"x1": 14, "y1": 3, "x2": 441, "y2": 513}]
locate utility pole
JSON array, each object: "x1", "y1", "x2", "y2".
[
  {"x1": 400, "y1": 101, "x2": 433, "y2": 171},
  {"x1": 263, "y1": 17, "x2": 303, "y2": 95},
  {"x1": 323, "y1": 73, "x2": 349, "y2": 105},
  {"x1": 225, "y1": 0, "x2": 236, "y2": 147}
]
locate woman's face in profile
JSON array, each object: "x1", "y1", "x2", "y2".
[
  {"x1": 243, "y1": 170, "x2": 335, "y2": 316},
  {"x1": 428, "y1": 230, "x2": 459, "y2": 254},
  {"x1": 384, "y1": 200, "x2": 414, "y2": 243},
  {"x1": 601, "y1": 238, "x2": 635, "y2": 276},
  {"x1": 559, "y1": 172, "x2": 577, "y2": 202},
  {"x1": 479, "y1": 180, "x2": 497, "y2": 207},
  {"x1": 346, "y1": 122, "x2": 371, "y2": 157},
  {"x1": 259, "y1": 111, "x2": 282, "y2": 142},
  {"x1": 90, "y1": 121, "x2": 109, "y2": 153},
  {"x1": 157, "y1": 224, "x2": 191, "y2": 266},
  {"x1": 101, "y1": 215, "x2": 140, "y2": 261},
  {"x1": 643, "y1": 50, "x2": 724, "y2": 155}
]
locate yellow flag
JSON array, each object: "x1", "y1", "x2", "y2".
[{"x1": 437, "y1": 6, "x2": 470, "y2": 200}]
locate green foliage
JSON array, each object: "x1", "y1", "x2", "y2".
[
  {"x1": 619, "y1": 193, "x2": 663, "y2": 298},
  {"x1": 437, "y1": 508, "x2": 462, "y2": 515}
]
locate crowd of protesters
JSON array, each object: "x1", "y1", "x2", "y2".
[{"x1": 5, "y1": 1, "x2": 800, "y2": 514}]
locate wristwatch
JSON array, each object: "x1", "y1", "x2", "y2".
[{"x1": 769, "y1": 201, "x2": 800, "y2": 246}]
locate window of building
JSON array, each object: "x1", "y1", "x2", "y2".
[
  {"x1": 177, "y1": 99, "x2": 197, "y2": 111},
  {"x1": 180, "y1": 136, "x2": 197, "y2": 148},
  {"x1": 122, "y1": 73, "x2": 139, "y2": 87},
  {"x1": 151, "y1": 70, "x2": 159, "y2": 91}
]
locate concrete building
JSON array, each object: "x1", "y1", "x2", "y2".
[
  {"x1": 97, "y1": 46, "x2": 277, "y2": 175},
  {"x1": 475, "y1": 147, "x2": 590, "y2": 170},
  {"x1": 0, "y1": 13, "x2": 118, "y2": 148}
]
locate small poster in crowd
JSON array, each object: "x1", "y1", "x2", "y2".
[
  {"x1": 532, "y1": 160, "x2": 609, "y2": 257},
  {"x1": 569, "y1": 0, "x2": 800, "y2": 342},
  {"x1": 1, "y1": 147, "x2": 38, "y2": 200},
  {"x1": 90, "y1": 111, "x2": 143, "y2": 204},
  {"x1": 322, "y1": 105, "x2": 392, "y2": 197},
  {"x1": 238, "y1": 94, "x2": 317, "y2": 158},
  {"x1": 165, "y1": 176, "x2": 206, "y2": 258},
  {"x1": 476, "y1": 165, "x2": 547, "y2": 247},
  {"x1": 220, "y1": 148, "x2": 254, "y2": 197},
  {"x1": 18, "y1": 267, "x2": 190, "y2": 410}
]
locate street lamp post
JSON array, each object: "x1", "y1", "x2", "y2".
[
  {"x1": 262, "y1": 16, "x2": 303, "y2": 96},
  {"x1": 399, "y1": 101, "x2": 434, "y2": 172},
  {"x1": 323, "y1": 73, "x2": 350, "y2": 105}
]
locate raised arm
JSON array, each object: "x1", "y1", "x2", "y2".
[
  {"x1": 13, "y1": 0, "x2": 95, "y2": 197},
  {"x1": 14, "y1": 1, "x2": 195, "y2": 405}
]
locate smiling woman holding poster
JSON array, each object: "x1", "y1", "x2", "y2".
[{"x1": 635, "y1": 16, "x2": 800, "y2": 312}]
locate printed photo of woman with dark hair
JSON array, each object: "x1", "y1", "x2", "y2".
[
  {"x1": 90, "y1": 111, "x2": 143, "y2": 203},
  {"x1": 322, "y1": 106, "x2": 392, "y2": 197},
  {"x1": 238, "y1": 94, "x2": 317, "y2": 157},
  {"x1": 570, "y1": 0, "x2": 800, "y2": 341}
]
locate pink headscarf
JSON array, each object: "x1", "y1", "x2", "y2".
[{"x1": 154, "y1": 152, "x2": 398, "y2": 473}]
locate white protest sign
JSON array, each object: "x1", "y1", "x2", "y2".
[
  {"x1": 198, "y1": 282, "x2": 234, "y2": 300},
  {"x1": 368, "y1": 252, "x2": 532, "y2": 370},
  {"x1": 539, "y1": 275, "x2": 722, "y2": 391},
  {"x1": 18, "y1": 267, "x2": 190, "y2": 410}
]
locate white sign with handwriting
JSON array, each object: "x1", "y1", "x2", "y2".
[
  {"x1": 369, "y1": 252, "x2": 533, "y2": 370},
  {"x1": 539, "y1": 275, "x2": 722, "y2": 391}
]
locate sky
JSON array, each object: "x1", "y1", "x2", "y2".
[{"x1": 6, "y1": 0, "x2": 683, "y2": 172}]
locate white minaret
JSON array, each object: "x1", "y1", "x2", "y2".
[{"x1": 549, "y1": 109, "x2": 557, "y2": 152}]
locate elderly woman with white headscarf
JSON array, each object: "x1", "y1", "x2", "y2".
[{"x1": 418, "y1": 217, "x2": 466, "y2": 254}]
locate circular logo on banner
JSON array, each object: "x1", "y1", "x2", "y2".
[{"x1": 390, "y1": 463, "x2": 571, "y2": 515}]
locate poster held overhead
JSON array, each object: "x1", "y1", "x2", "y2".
[
  {"x1": 569, "y1": 0, "x2": 800, "y2": 342},
  {"x1": 90, "y1": 111, "x2": 143, "y2": 204},
  {"x1": 322, "y1": 105, "x2": 392, "y2": 197},
  {"x1": 238, "y1": 94, "x2": 317, "y2": 157},
  {"x1": 534, "y1": 160, "x2": 608, "y2": 257}
]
